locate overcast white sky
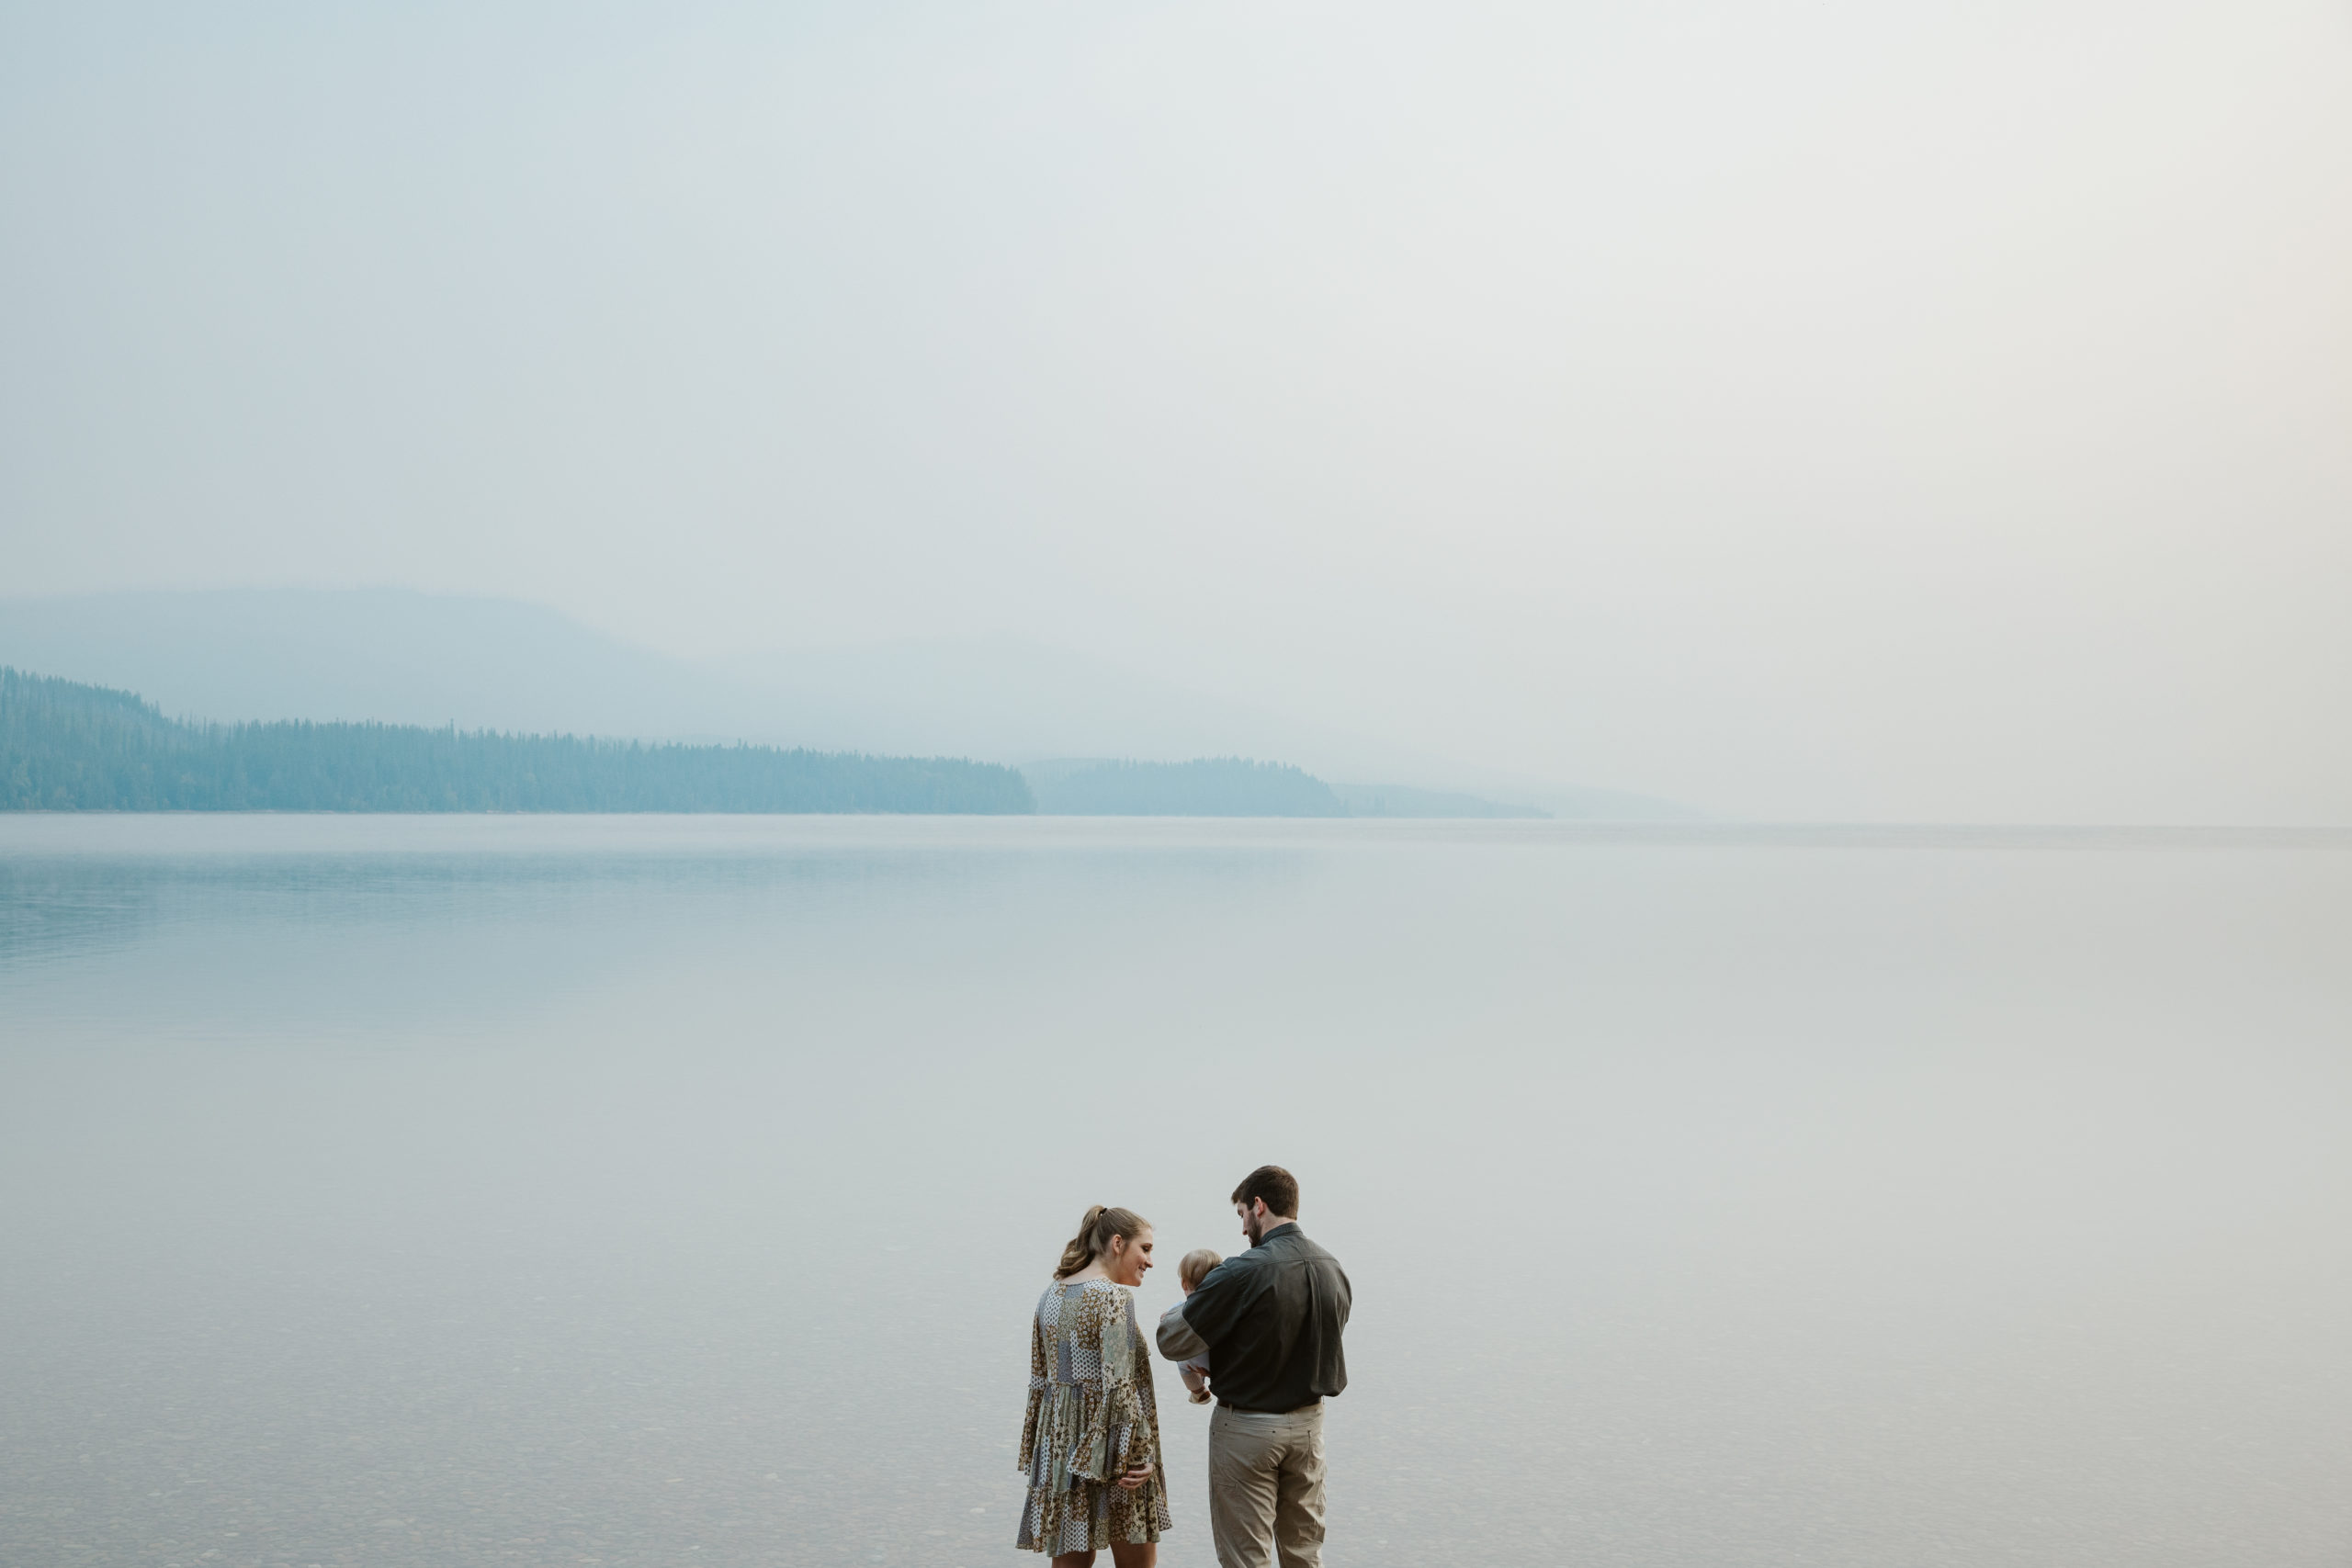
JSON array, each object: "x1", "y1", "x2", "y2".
[{"x1": 3, "y1": 2, "x2": 2347, "y2": 821}]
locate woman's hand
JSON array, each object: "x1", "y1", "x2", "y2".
[{"x1": 1114, "y1": 1460, "x2": 1153, "y2": 1492}]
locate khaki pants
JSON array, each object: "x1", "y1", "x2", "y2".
[{"x1": 1207, "y1": 1403, "x2": 1326, "y2": 1568}]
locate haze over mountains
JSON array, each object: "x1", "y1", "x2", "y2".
[{"x1": 0, "y1": 589, "x2": 1691, "y2": 819}]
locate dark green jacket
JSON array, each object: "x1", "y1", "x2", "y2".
[{"x1": 1157, "y1": 1223, "x2": 1351, "y2": 1413}]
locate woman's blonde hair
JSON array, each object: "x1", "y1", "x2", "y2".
[{"x1": 1054, "y1": 1204, "x2": 1151, "y2": 1280}]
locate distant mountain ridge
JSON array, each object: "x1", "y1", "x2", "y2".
[
  {"x1": 1329, "y1": 782, "x2": 1547, "y2": 819},
  {"x1": 1025, "y1": 758, "x2": 1348, "y2": 818},
  {"x1": 0, "y1": 589, "x2": 750, "y2": 740},
  {"x1": 0, "y1": 670, "x2": 1034, "y2": 814},
  {"x1": 0, "y1": 589, "x2": 1699, "y2": 819},
  {"x1": 1, "y1": 670, "x2": 1519, "y2": 819}
]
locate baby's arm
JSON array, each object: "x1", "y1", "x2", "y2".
[{"x1": 1179, "y1": 1360, "x2": 1211, "y2": 1403}]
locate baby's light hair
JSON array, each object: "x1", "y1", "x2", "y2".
[{"x1": 1179, "y1": 1247, "x2": 1223, "y2": 1292}]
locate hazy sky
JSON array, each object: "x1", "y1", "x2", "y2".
[{"x1": 4, "y1": 2, "x2": 2347, "y2": 821}]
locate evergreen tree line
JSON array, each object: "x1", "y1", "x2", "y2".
[{"x1": 0, "y1": 669, "x2": 1035, "y2": 814}]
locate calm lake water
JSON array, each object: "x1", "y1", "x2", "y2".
[{"x1": 3, "y1": 816, "x2": 2349, "y2": 1567}]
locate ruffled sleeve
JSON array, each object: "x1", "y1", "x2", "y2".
[
  {"x1": 1017, "y1": 1292, "x2": 1047, "y2": 1472},
  {"x1": 1068, "y1": 1285, "x2": 1121, "y2": 1482},
  {"x1": 1122, "y1": 1292, "x2": 1166, "y2": 1480},
  {"x1": 1073, "y1": 1286, "x2": 1161, "y2": 1483}
]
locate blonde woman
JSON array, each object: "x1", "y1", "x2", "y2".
[{"x1": 1017, "y1": 1205, "x2": 1171, "y2": 1565}]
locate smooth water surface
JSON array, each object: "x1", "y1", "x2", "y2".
[{"x1": 3, "y1": 816, "x2": 2349, "y2": 1567}]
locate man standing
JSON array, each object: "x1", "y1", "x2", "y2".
[{"x1": 1156, "y1": 1165, "x2": 1351, "y2": 1568}]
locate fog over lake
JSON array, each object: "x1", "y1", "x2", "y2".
[{"x1": 3, "y1": 816, "x2": 2348, "y2": 1567}]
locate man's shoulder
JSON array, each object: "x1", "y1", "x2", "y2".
[
  {"x1": 1188, "y1": 1244, "x2": 1287, "y2": 1310},
  {"x1": 1199, "y1": 1247, "x2": 1273, "y2": 1289},
  {"x1": 1266, "y1": 1227, "x2": 1343, "y2": 1266}
]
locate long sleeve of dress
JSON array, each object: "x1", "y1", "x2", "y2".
[
  {"x1": 1017, "y1": 1298, "x2": 1048, "y2": 1472},
  {"x1": 1069, "y1": 1286, "x2": 1123, "y2": 1482}
]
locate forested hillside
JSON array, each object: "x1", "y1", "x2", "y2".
[
  {"x1": 0, "y1": 670, "x2": 1035, "y2": 814},
  {"x1": 1329, "y1": 782, "x2": 1546, "y2": 818},
  {"x1": 1026, "y1": 757, "x2": 1347, "y2": 817}
]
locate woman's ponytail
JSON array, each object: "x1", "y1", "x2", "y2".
[
  {"x1": 1053, "y1": 1203, "x2": 1149, "y2": 1280},
  {"x1": 1055, "y1": 1205, "x2": 1109, "y2": 1279}
]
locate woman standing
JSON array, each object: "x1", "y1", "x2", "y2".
[{"x1": 1017, "y1": 1205, "x2": 1172, "y2": 1565}]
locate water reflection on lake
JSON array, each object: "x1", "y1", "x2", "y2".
[{"x1": 2, "y1": 816, "x2": 2348, "y2": 1566}]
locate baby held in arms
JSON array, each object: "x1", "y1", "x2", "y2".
[{"x1": 1162, "y1": 1248, "x2": 1222, "y2": 1404}]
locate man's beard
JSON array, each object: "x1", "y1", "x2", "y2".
[{"x1": 1243, "y1": 1213, "x2": 1263, "y2": 1245}]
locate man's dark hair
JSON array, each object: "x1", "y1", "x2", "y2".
[{"x1": 1231, "y1": 1164, "x2": 1300, "y2": 1218}]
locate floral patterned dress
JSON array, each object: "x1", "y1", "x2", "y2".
[{"x1": 1017, "y1": 1279, "x2": 1172, "y2": 1553}]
